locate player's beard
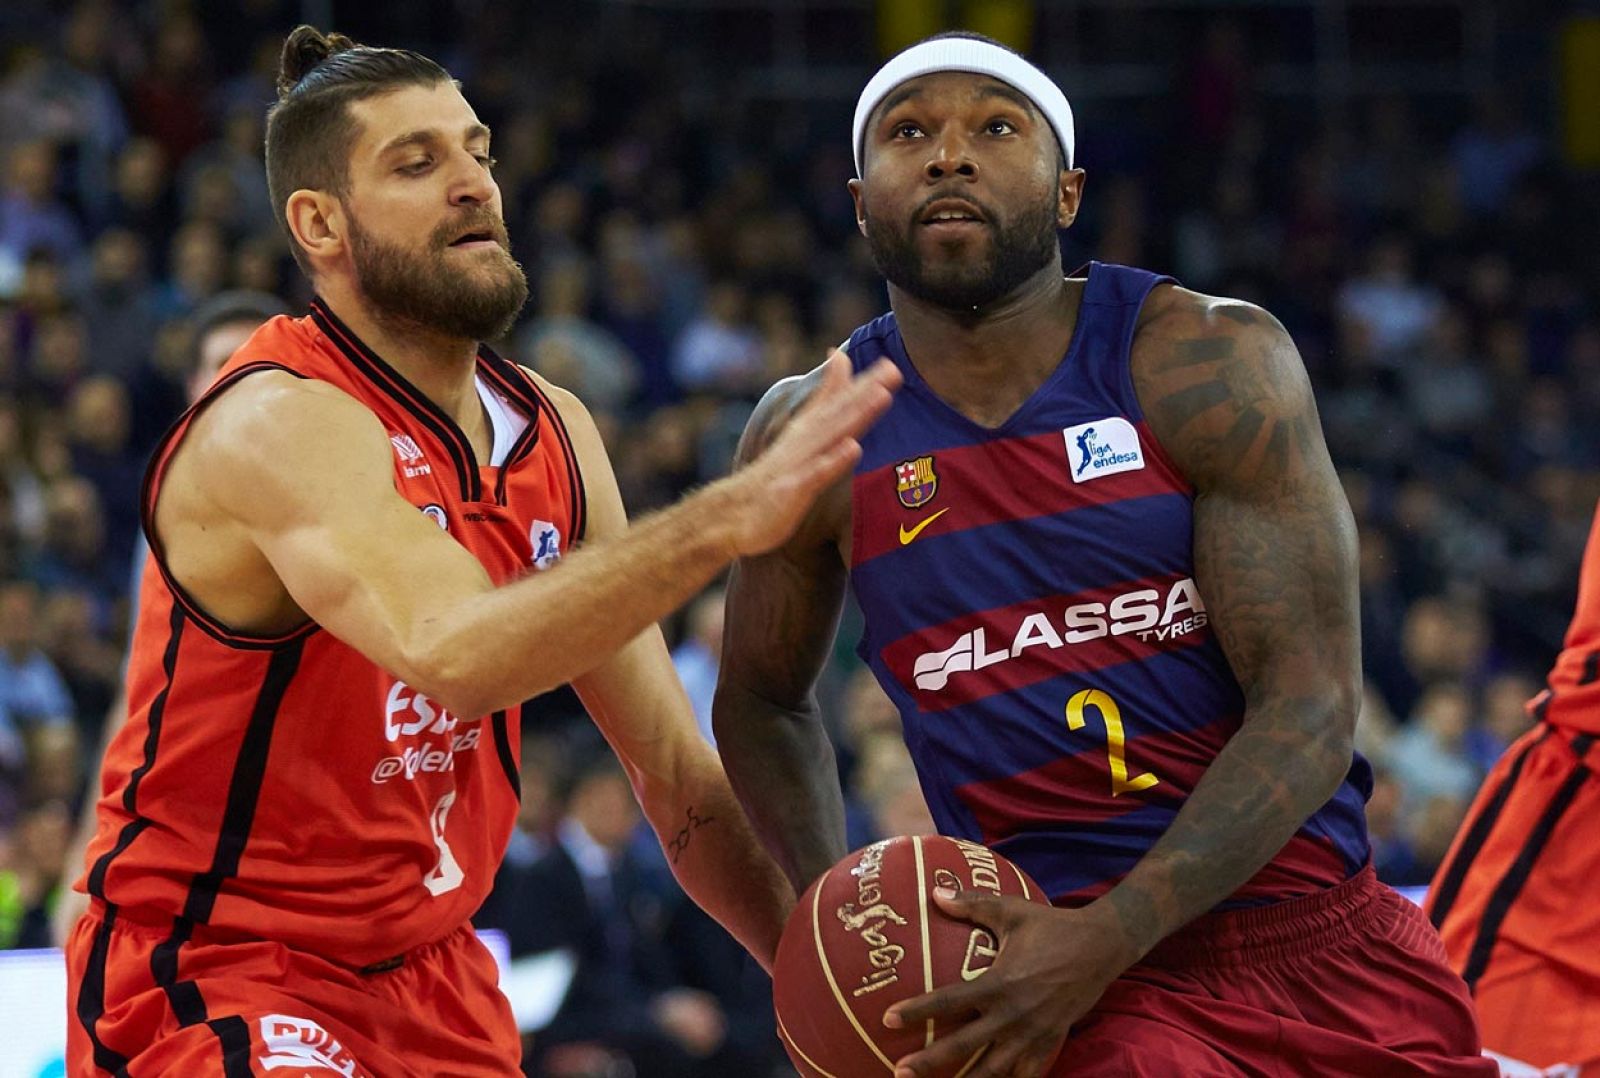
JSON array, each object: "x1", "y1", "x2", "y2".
[
  {"x1": 865, "y1": 192, "x2": 1060, "y2": 311},
  {"x1": 347, "y1": 211, "x2": 529, "y2": 343}
]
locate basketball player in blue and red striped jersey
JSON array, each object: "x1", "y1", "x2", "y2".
[{"x1": 715, "y1": 32, "x2": 1494, "y2": 1077}]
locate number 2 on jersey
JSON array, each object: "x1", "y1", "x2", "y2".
[
  {"x1": 425, "y1": 791, "x2": 465, "y2": 896},
  {"x1": 1066, "y1": 689, "x2": 1160, "y2": 796}
]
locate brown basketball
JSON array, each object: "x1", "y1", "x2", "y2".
[{"x1": 772, "y1": 835, "x2": 1063, "y2": 1077}]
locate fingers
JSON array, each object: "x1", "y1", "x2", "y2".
[
  {"x1": 884, "y1": 978, "x2": 990, "y2": 1030},
  {"x1": 931, "y1": 886, "x2": 1016, "y2": 930},
  {"x1": 891, "y1": 1013, "x2": 1003, "y2": 1078},
  {"x1": 790, "y1": 356, "x2": 900, "y2": 440},
  {"x1": 894, "y1": 1018, "x2": 1057, "y2": 1078}
]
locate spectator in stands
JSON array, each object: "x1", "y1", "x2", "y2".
[
  {"x1": 521, "y1": 261, "x2": 640, "y2": 413},
  {"x1": 78, "y1": 228, "x2": 159, "y2": 380},
  {"x1": 0, "y1": 140, "x2": 83, "y2": 271},
  {"x1": 1388, "y1": 683, "x2": 1481, "y2": 809},
  {"x1": 496, "y1": 754, "x2": 776, "y2": 1078},
  {"x1": 671, "y1": 587, "x2": 724, "y2": 746},
  {"x1": 0, "y1": 798, "x2": 72, "y2": 948},
  {"x1": 0, "y1": 580, "x2": 75, "y2": 826},
  {"x1": 671, "y1": 281, "x2": 763, "y2": 395}
]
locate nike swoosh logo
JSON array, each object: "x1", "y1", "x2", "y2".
[{"x1": 898, "y1": 507, "x2": 951, "y2": 546}]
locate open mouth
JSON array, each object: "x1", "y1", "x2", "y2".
[
  {"x1": 448, "y1": 230, "x2": 499, "y2": 249},
  {"x1": 919, "y1": 199, "x2": 987, "y2": 227}
]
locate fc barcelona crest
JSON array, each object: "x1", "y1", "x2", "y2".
[{"x1": 895, "y1": 456, "x2": 939, "y2": 509}]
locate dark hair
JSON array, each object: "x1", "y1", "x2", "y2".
[
  {"x1": 188, "y1": 290, "x2": 291, "y2": 365},
  {"x1": 924, "y1": 29, "x2": 1020, "y2": 53},
  {"x1": 264, "y1": 25, "x2": 453, "y2": 275}
]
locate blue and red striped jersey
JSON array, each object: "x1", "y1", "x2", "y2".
[{"x1": 845, "y1": 262, "x2": 1371, "y2": 909}]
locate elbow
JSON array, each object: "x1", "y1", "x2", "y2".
[
  {"x1": 1309, "y1": 686, "x2": 1359, "y2": 799},
  {"x1": 400, "y1": 634, "x2": 495, "y2": 720}
]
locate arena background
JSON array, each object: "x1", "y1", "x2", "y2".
[{"x1": 0, "y1": 0, "x2": 1597, "y2": 1074}]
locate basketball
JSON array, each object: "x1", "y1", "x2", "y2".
[{"x1": 772, "y1": 835, "x2": 1062, "y2": 1077}]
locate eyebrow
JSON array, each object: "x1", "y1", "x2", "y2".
[
  {"x1": 977, "y1": 82, "x2": 1039, "y2": 118},
  {"x1": 379, "y1": 123, "x2": 492, "y2": 155},
  {"x1": 873, "y1": 78, "x2": 1039, "y2": 130}
]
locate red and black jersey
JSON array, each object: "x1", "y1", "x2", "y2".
[
  {"x1": 77, "y1": 298, "x2": 585, "y2": 967},
  {"x1": 1532, "y1": 502, "x2": 1600, "y2": 735}
]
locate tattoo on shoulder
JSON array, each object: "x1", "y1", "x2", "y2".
[
  {"x1": 1136, "y1": 300, "x2": 1318, "y2": 486},
  {"x1": 667, "y1": 804, "x2": 716, "y2": 864}
]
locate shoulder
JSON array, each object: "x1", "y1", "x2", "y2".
[
  {"x1": 735, "y1": 361, "x2": 834, "y2": 466},
  {"x1": 1131, "y1": 285, "x2": 1320, "y2": 489},
  {"x1": 1135, "y1": 284, "x2": 1294, "y2": 359},
  {"x1": 519, "y1": 363, "x2": 604, "y2": 458},
  {"x1": 184, "y1": 369, "x2": 392, "y2": 502}
]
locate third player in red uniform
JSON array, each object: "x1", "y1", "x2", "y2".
[
  {"x1": 64, "y1": 26, "x2": 899, "y2": 1076},
  {"x1": 1429, "y1": 502, "x2": 1600, "y2": 1075}
]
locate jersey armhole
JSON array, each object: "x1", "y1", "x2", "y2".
[
  {"x1": 141, "y1": 362, "x2": 321, "y2": 650},
  {"x1": 511, "y1": 362, "x2": 589, "y2": 545}
]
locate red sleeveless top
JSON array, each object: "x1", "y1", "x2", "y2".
[{"x1": 78, "y1": 298, "x2": 585, "y2": 966}]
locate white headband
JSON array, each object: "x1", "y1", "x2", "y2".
[{"x1": 852, "y1": 37, "x2": 1075, "y2": 177}]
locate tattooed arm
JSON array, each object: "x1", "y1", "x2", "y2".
[
  {"x1": 713, "y1": 366, "x2": 856, "y2": 892},
  {"x1": 1096, "y1": 289, "x2": 1360, "y2": 955},
  {"x1": 885, "y1": 289, "x2": 1360, "y2": 1078}
]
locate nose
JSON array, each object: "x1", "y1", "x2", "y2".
[
  {"x1": 924, "y1": 129, "x2": 978, "y2": 182},
  {"x1": 448, "y1": 149, "x2": 496, "y2": 207}
]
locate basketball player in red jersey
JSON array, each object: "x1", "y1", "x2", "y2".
[
  {"x1": 1428, "y1": 505, "x2": 1600, "y2": 1076},
  {"x1": 53, "y1": 291, "x2": 290, "y2": 949},
  {"x1": 715, "y1": 33, "x2": 1492, "y2": 1077},
  {"x1": 64, "y1": 27, "x2": 899, "y2": 1077}
]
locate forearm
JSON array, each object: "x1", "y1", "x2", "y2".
[
  {"x1": 639, "y1": 742, "x2": 797, "y2": 973},
  {"x1": 713, "y1": 680, "x2": 849, "y2": 892},
  {"x1": 417, "y1": 482, "x2": 742, "y2": 716},
  {"x1": 1100, "y1": 699, "x2": 1351, "y2": 958}
]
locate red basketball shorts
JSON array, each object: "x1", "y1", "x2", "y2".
[
  {"x1": 1427, "y1": 723, "x2": 1600, "y2": 1074},
  {"x1": 66, "y1": 901, "x2": 520, "y2": 1076},
  {"x1": 1055, "y1": 866, "x2": 1495, "y2": 1076}
]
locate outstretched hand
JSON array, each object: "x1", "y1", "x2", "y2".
[
  {"x1": 884, "y1": 887, "x2": 1139, "y2": 1078},
  {"x1": 722, "y1": 351, "x2": 900, "y2": 557}
]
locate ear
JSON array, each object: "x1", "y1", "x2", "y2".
[
  {"x1": 285, "y1": 189, "x2": 347, "y2": 269},
  {"x1": 1056, "y1": 168, "x2": 1086, "y2": 229},
  {"x1": 848, "y1": 177, "x2": 868, "y2": 239}
]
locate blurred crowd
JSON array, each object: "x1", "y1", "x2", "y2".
[{"x1": 0, "y1": 1, "x2": 1596, "y2": 1074}]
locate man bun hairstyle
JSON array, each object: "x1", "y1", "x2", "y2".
[
  {"x1": 265, "y1": 26, "x2": 454, "y2": 275},
  {"x1": 276, "y1": 25, "x2": 361, "y2": 95}
]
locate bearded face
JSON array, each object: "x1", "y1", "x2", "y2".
[
  {"x1": 347, "y1": 206, "x2": 528, "y2": 342},
  {"x1": 863, "y1": 188, "x2": 1061, "y2": 312}
]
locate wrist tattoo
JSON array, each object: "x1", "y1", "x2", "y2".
[{"x1": 668, "y1": 805, "x2": 716, "y2": 864}]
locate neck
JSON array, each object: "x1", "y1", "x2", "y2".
[
  {"x1": 316, "y1": 277, "x2": 483, "y2": 431},
  {"x1": 889, "y1": 260, "x2": 1083, "y2": 428}
]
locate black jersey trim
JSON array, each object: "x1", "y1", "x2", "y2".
[
  {"x1": 477, "y1": 349, "x2": 545, "y2": 506},
  {"x1": 517, "y1": 369, "x2": 588, "y2": 543},
  {"x1": 181, "y1": 637, "x2": 306, "y2": 924},
  {"x1": 208, "y1": 1014, "x2": 256, "y2": 1076},
  {"x1": 87, "y1": 602, "x2": 185, "y2": 900},
  {"x1": 77, "y1": 605, "x2": 186, "y2": 1072},
  {"x1": 76, "y1": 904, "x2": 133, "y2": 1074},
  {"x1": 151, "y1": 915, "x2": 206, "y2": 1025},
  {"x1": 1461, "y1": 733, "x2": 1595, "y2": 992},
  {"x1": 140, "y1": 362, "x2": 320, "y2": 650},
  {"x1": 308, "y1": 298, "x2": 482, "y2": 502},
  {"x1": 1427, "y1": 725, "x2": 1553, "y2": 929},
  {"x1": 491, "y1": 709, "x2": 520, "y2": 798}
]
